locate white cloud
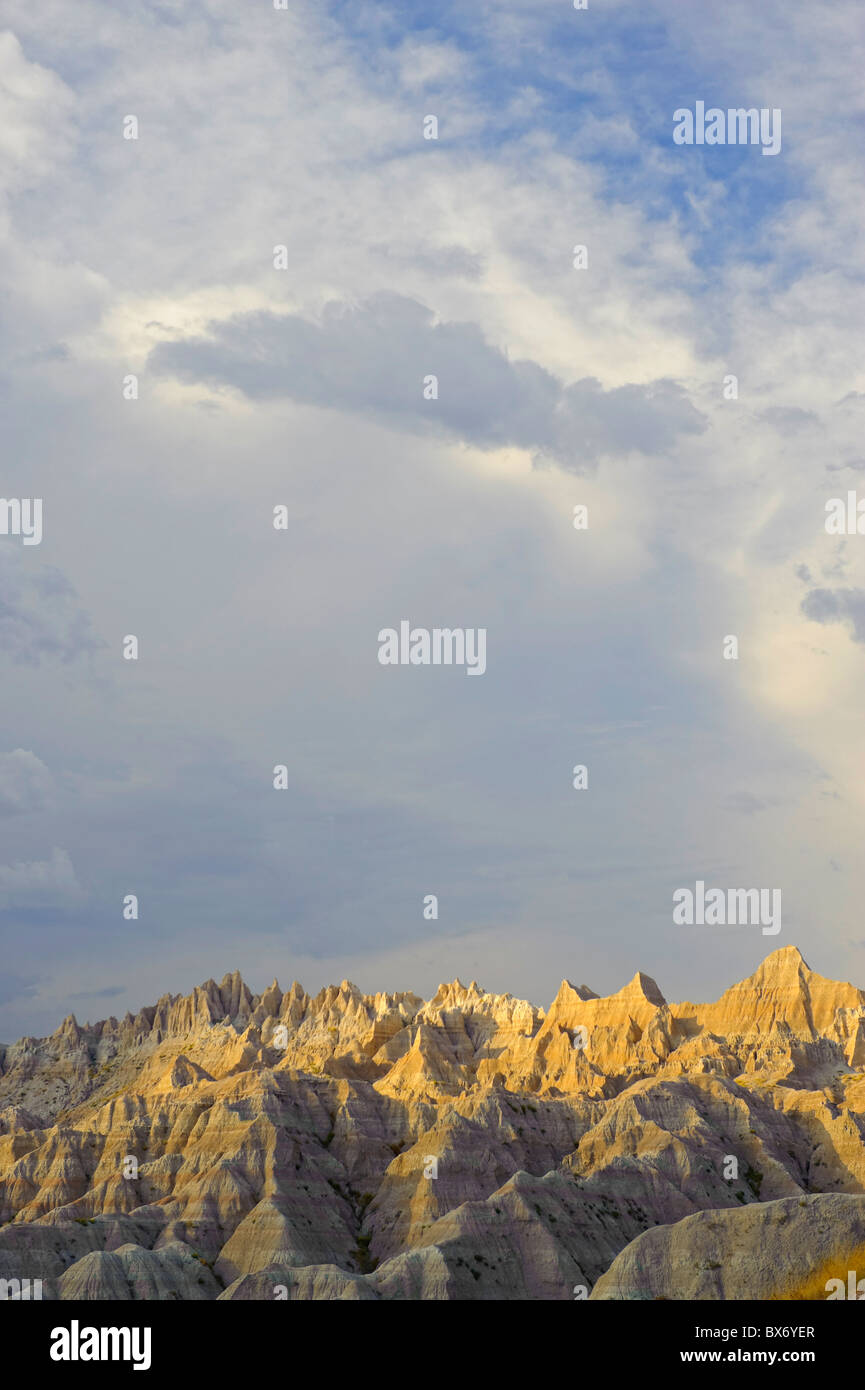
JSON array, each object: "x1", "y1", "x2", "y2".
[
  {"x1": 0, "y1": 749, "x2": 54, "y2": 816},
  {"x1": 0, "y1": 848, "x2": 84, "y2": 910}
]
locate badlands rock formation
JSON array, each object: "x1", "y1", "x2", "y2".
[
  {"x1": 591, "y1": 1193, "x2": 865, "y2": 1300},
  {"x1": 1, "y1": 945, "x2": 864, "y2": 1300}
]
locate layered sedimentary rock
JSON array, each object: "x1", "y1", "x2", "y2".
[
  {"x1": 591, "y1": 1193, "x2": 865, "y2": 1300},
  {"x1": 1, "y1": 945, "x2": 864, "y2": 1300}
]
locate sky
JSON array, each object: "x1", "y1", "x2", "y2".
[{"x1": 1, "y1": 0, "x2": 864, "y2": 1039}]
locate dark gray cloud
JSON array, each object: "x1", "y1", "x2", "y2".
[
  {"x1": 801, "y1": 587, "x2": 865, "y2": 643},
  {"x1": 148, "y1": 293, "x2": 706, "y2": 470}
]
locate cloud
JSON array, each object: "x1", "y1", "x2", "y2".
[
  {"x1": 0, "y1": 972, "x2": 39, "y2": 1006},
  {"x1": 69, "y1": 985, "x2": 125, "y2": 1001},
  {"x1": 0, "y1": 32, "x2": 75, "y2": 191},
  {"x1": 0, "y1": 552, "x2": 104, "y2": 666},
  {"x1": 0, "y1": 749, "x2": 54, "y2": 816},
  {"x1": 758, "y1": 406, "x2": 819, "y2": 432},
  {"x1": 0, "y1": 848, "x2": 84, "y2": 911},
  {"x1": 722, "y1": 792, "x2": 781, "y2": 815},
  {"x1": 826, "y1": 456, "x2": 865, "y2": 474},
  {"x1": 1, "y1": 0, "x2": 864, "y2": 1034},
  {"x1": 148, "y1": 293, "x2": 707, "y2": 470},
  {"x1": 801, "y1": 587, "x2": 865, "y2": 644}
]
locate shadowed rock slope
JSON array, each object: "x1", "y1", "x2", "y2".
[{"x1": 1, "y1": 946, "x2": 864, "y2": 1300}]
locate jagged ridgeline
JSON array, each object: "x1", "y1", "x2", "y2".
[{"x1": 2, "y1": 946, "x2": 865, "y2": 1300}]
